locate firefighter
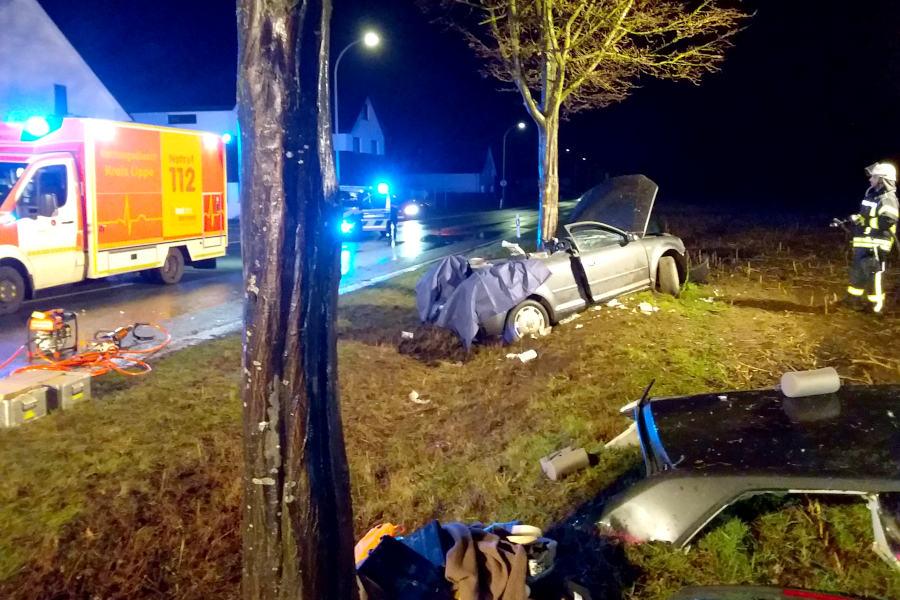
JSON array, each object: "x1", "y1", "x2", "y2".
[{"x1": 846, "y1": 162, "x2": 899, "y2": 313}]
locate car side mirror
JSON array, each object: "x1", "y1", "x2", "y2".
[{"x1": 39, "y1": 193, "x2": 58, "y2": 217}]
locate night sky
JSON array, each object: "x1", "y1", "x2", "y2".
[{"x1": 37, "y1": 0, "x2": 900, "y2": 212}]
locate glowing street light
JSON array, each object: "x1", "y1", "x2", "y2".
[
  {"x1": 363, "y1": 31, "x2": 381, "y2": 48},
  {"x1": 334, "y1": 30, "x2": 382, "y2": 182},
  {"x1": 500, "y1": 121, "x2": 528, "y2": 209}
]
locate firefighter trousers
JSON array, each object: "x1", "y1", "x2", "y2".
[{"x1": 847, "y1": 247, "x2": 887, "y2": 313}]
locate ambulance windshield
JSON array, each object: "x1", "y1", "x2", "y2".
[{"x1": 0, "y1": 162, "x2": 27, "y2": 202}]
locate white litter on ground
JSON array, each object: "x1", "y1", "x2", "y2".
[
  {"x1": 506, "y1": 349, "x2": 538, "y2": 363},
  {"x1": 700, "y1": 297, "x2": 715, "y2": 304},
  {"x1": 408, "y1": 390, "x2": 431, "y2": 404},
  {"x1": 558, "y1": 313, "x2": 581, "y2": 325},
  {"x1": 638, "y1": 302, "x2": 659, "y2": 314},
  {"x1": 590, "y1": 305, "x2": 603, "y2": 312},
  {"x1": 401, "y1": 331, "x2": 415, "y2": 340},
  {"x1": 501, "y1": 240, "x2": 526, "y2": 256},
  {"x1": 575, "y1": 324, "x2": 584, "y2": 329},
  {"x1": 606, "y1": 299, "x2": 623, "y2": 308}
]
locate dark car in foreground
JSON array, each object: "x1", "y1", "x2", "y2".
[{"x1": 599, "y1": 384, "x2": 900, "y2": 571}]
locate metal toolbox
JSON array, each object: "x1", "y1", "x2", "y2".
[
  {"x1": 0, "y1": 380, "x2": 48, "y2": 428},
  {"x1": 41, "y1": 370, "x2": 92, "y2": 410}
]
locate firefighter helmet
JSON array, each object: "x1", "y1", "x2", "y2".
[{"x1": 866, "y1": 162, "x2": 897, "y2": 182}]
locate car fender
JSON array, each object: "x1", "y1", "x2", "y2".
[{"x1": 645, "y1": 236, "x2": 686, "y2": 286}]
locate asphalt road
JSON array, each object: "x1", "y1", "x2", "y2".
[{"x1": 0, "y1": 207, "x2": 545, "y2": 374}]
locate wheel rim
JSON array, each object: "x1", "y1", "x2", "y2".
[
  {"x1": 0, "y1": 279, "x2": 17, "y2": 303},
  {"x1": 514, "y1": 305, "x2": 545, "y2": 337}
]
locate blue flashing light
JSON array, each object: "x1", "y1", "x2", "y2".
[
  {"x1": 376, "y1": 182, "x2": 390, "y2": 195},
  {"x1": 340, "y1": 220, "x2": 355, "y2": 234},
  {"x1": 24, "y1": 116, "x2": 50, "y2": 138},
  {"x1": 222, "y1": 133, "x2": 233, "y2": 144}
]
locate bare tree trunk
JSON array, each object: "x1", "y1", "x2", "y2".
[
  {"x1": 237, "y1": 1, "x2": 356, "y2": 599},
  {"x1": 537, "y1": 110, "x2": 560, "y2": 246}
]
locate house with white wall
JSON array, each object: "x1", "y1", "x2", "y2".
[
  {"x1": 334, "y1": 98, "x2": 385, "y2": 157},
  {"x1": 0, "y1": 0, "x2": 130, "y2": 122},
  {"x1": 402, "y1": 148, "x2": 497, "y2": 202}
]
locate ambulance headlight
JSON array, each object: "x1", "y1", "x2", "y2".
[{"x1": 403, "y1": 203, "x2": 420, "y2": 217}]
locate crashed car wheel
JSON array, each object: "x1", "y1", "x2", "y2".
[
  {"x1": 657, "y1": 256, "x2": 680, "y2": 297},
  {"x1": 505, "y1": 300, "x2": 549, "y2": 342}
]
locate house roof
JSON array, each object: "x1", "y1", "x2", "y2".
[{"x1": 1, "y1": 0, "x2": 130, "y2": 121}]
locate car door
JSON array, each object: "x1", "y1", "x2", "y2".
[
  {"x1": 565, "y1": 222, "x2": 650, "y2": 301},
  {"x1": 14, "y1": 157, "x2": 84, "y2": 289}
]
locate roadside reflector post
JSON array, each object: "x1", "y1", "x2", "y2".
[{"x1": 516, "y1": 213, "x2": 521, "y2": 238}]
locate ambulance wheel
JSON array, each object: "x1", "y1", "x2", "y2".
[
  {"x1": 0, "y1": 266, "x2": 25, "y2": 315},
  {"x1": 657, "y1": 256, "x2": 680, "y2": 297},
  {"x1": 151, "y1": 249, "x2": 185, "y2": 285}
]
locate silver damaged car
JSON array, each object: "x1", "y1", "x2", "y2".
[{"x1": 484, "y1": 174, "x2": 687, "y2": 342}]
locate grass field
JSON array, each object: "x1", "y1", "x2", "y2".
[{"x1": 0, "y1": 212, "x2": 898, "y2": 599}]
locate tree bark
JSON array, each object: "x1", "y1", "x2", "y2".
[
  {"x1": 537, "y1": 48, "x2": 561, "y2": 247},
  {"x1": 237, "y1": 1, "x2": 356, "y2": 599},
  {"x1": 537, "y1": 110, "x2": 560, "y2": 246}
]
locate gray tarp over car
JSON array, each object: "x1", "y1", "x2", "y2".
[
  {"x1": 416, "y1": 256, "x2": 552, "y2": 348},
  {"x1": 564, "y1": 174, "x2": 659, "y2": 236}
]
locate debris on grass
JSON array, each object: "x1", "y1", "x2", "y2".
[
  {"x1": 700, "y1": 297, "x2": 715, "y2": 304},
  {"x1": 506, "y1": 349, "x2": 538, "y2": 363},
  {"x1": 408, "y1": 390, "x2": 430, "y2": 405},
  {"x1": 558, "y1": 313, "x2": 581, "y2": 325},
  {"x1": 575, "y1": 324, "x2": 584, "y2": 330},
  {"x1": 501, "y1": 240, "x2": 526, "y2": 256},
  {"x1": 540, "y1": 446, "x2": 591, "y2": 480},
  {"x1": 401, "y1": 331, "x2": 415, "y2": 340},
  {"x1": 638, "y1": 302, "x2": 660, "y2": 314}
]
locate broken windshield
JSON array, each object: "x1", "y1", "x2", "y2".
[{"x1": 0, "y1": 162, "x2": 27, "y2": 202}]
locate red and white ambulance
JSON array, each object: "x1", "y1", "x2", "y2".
[{"x1": 0, "y1": 116, "x2": 228, "y2": 314}]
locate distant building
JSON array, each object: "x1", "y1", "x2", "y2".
[
  {"x1": 131, "y1": 107, "x2": 241, "y2": 218},
  {"x1": 335, "y1": 98, "x2": 388, "y2": 186},
  {"x1": 334, "y1": 97, "x2": 385, "y2": 157},
  {"x1": 402, "y1": 148, "x2": 497, "y2": 204},
  {"x1": 0, "y1": 0, "x2": 130, "y2": 121}
]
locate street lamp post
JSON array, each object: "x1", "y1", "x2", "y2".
[
  {"x1": 333, "y1": 31, "x2": 380, "y2": 184},
  {"x1": 500, "y1": 121, "x2": 526, "y2": 210}
]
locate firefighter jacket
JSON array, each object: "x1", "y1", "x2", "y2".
[{"x1": 852, "y1": 180, "x2": 899, "y2": 252}]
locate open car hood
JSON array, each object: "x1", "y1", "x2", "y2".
[{"x1": 564, "y1": 174, "x2": 658, "y2": 236}]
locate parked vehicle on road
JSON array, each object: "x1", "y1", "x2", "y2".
[
  {"x1": 340, "y1": 183, "x2": 398, "y2": 239},
  {"x1": 397, "y1": 198, "x2": 429, "y2": 221},
  {"x1": 488, "y1": 174, "x2": 686, "y2": 342},
  {"x1": 0, "y1": 117, "x2": 228, "y2": 314}
]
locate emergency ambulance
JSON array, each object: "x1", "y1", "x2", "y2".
[{"x1": 0, "y1": 117, "x2": 228, "y2": 314}]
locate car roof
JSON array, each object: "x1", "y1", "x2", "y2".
[{"x1": 647, "y1": 385, "x2": 900, "y2": 480}]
